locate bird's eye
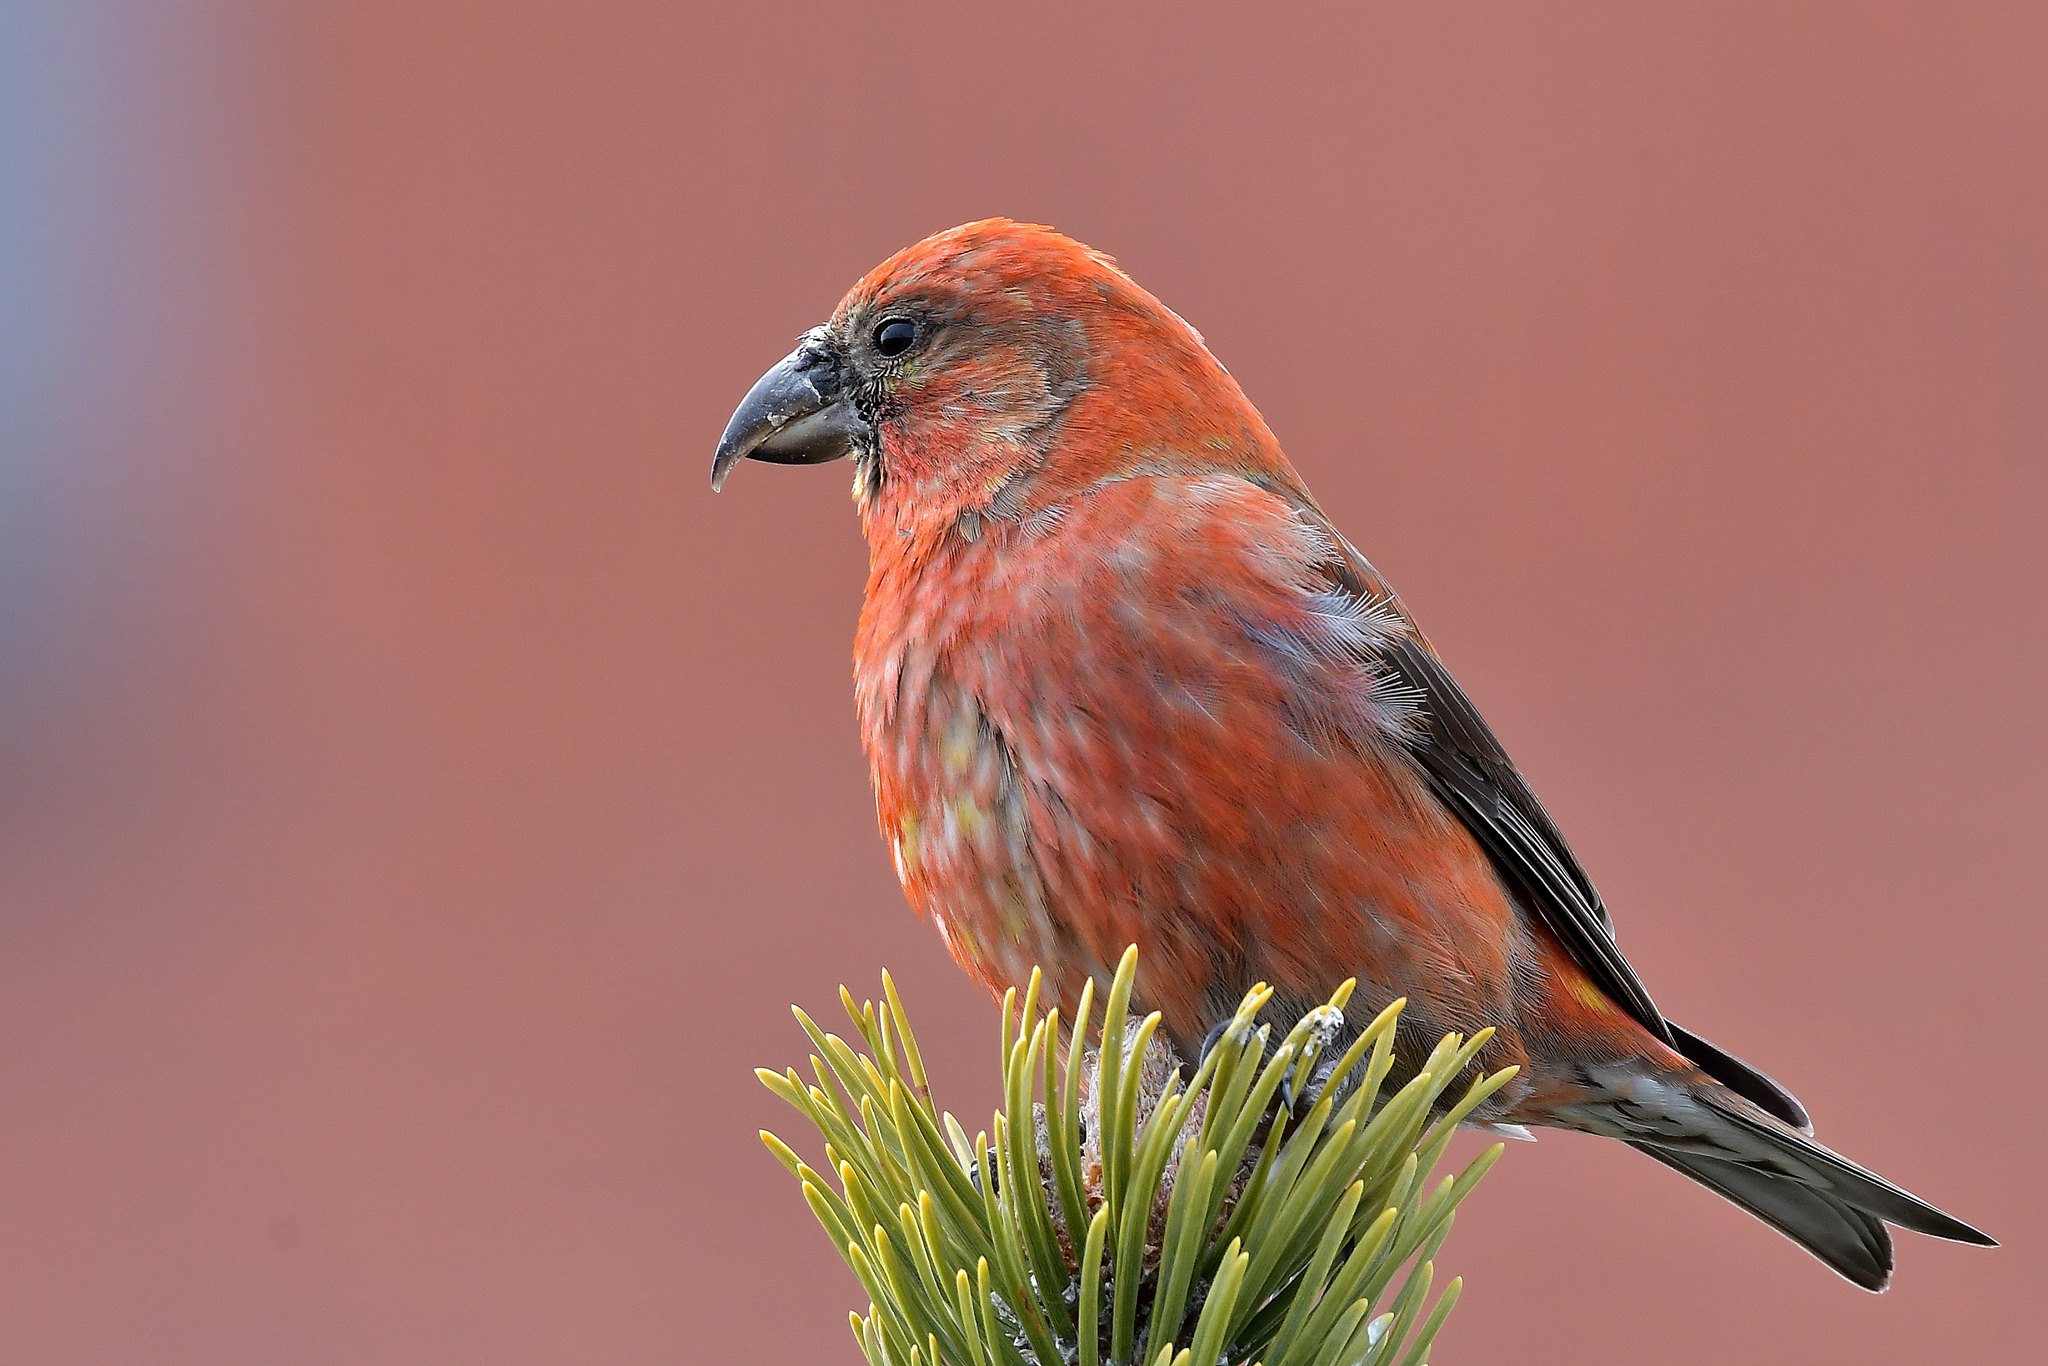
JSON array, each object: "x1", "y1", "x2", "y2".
[{"x1": 873, "y1": 318, "x2": 918, "y2": 358}]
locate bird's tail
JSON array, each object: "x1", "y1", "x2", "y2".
[{"x1": 1561, "y1": 1047, "x2": 1994, "y2": 1290}]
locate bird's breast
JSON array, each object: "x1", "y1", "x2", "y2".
[
  {"x1": 853, "y1": 522, "x2": 1084, "y2": 997},
  {"x1": 848, "y1": 477, "x2": 1532, "y2": 1045}
]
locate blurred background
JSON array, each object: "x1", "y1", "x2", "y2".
[{"x1": 2, "y1": 3, "x2": 2042, "y2": 1362}]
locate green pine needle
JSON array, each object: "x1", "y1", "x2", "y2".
[{"x1": 761, "y1": 948, "x2": 1511, "y2": 1366}]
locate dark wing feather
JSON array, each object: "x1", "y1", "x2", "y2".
[
  {"x1": 1300, "y1": 514, "x2": 1675, "y2": 1043},
  {"x1": 1255, "y1": 481, "x2": 1817, "y2": 1125},
  {"x1": 1382, "y1": 629, "x2": 1672, "y2": 1040}
]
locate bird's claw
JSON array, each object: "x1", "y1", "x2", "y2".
[{"x1": 1197, "y1": 1014, "x2": 1316, "y2": 1121}]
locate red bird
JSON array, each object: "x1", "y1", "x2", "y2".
[{"x1": 712, "y1": 219, "x2": 1990, "y2": 1288}]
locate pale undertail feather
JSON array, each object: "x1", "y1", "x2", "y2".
[
  {"x1": 1481, "y1": 1122, "x2": 1538, "y2": 1143},
  {"x1": 1610, "y1": 1080, "x2": 1995, "y2": 1291}
]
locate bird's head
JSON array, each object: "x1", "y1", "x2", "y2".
[{"x1": 711, "y1": 219, "x2": 1287, "y2": 527}]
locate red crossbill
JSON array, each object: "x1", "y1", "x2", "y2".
[{"x1": 712, "y1": 219, "x2": 1991, "y2": 1288}]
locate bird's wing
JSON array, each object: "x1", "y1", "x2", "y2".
[{"x1": 1293, "y1": 498, "x2": 1674, "y2": 1043}]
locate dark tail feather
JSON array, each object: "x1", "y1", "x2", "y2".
[
  {"x1": 1668, "y1": 1021, "x2": 1812, "y2": 1132},
  {"x1": 1632, "y1": 1086, "x2": 1995, "y2": 1290},
  {"x1": 1631, "y1": 1142, "x2": 1897, "y2": 1289}
]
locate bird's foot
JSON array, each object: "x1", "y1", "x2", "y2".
[{"x1": 1196, "y1": 1013, "x2": 1326, "y2": 1123}]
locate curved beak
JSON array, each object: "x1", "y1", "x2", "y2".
[{"x1": 710, "y1": 329, "x2": 867, "y2": 491}]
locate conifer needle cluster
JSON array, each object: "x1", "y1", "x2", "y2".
[{"x1": 759, "y1": 949, "x2": 1513, "y2": 1366}]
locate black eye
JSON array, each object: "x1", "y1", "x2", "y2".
[{"x1": 873, "y1": 317, "x2": 918, "y2": 358}]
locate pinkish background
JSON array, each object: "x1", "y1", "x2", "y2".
[{"x1": 2, "y1": 4, "x2": 2041, "y2": 1363}]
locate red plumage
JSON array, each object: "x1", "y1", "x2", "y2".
[{"x1": 715, "y1": 219, "x2": 1990, "y2": 1288}]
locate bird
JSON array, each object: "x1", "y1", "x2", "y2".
[{"x1": 710, "y1": 218, "x2": 1992, "y2": 1289}]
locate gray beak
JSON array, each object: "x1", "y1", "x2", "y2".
[{"x1": 710, "y1": 329, "x2": 868, "y2": 491}]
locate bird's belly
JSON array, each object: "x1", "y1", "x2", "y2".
[
  {"x1": 870, "y1": 665, "x2": 1089, "y2": 1007},
  {"x1": 864, "y1": 649, "x2": 1535, "y2": 1059}
]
